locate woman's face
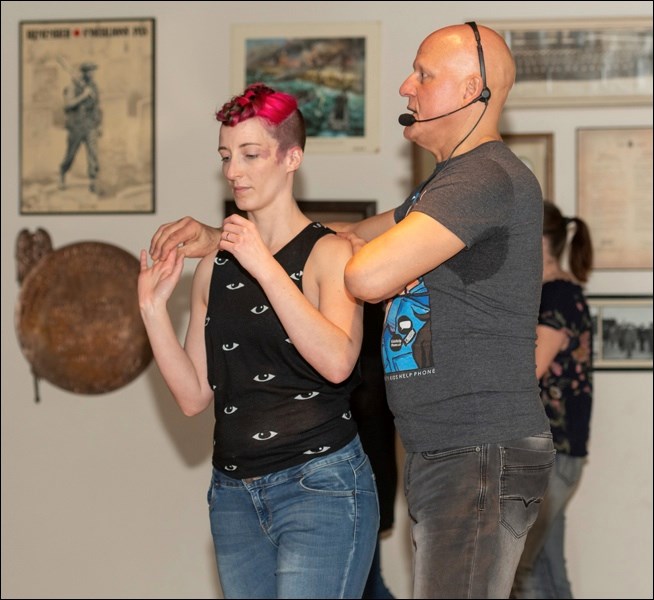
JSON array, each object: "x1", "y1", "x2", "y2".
[{"x1": 218, "y1": 117, "x2": 292, "y2": 213}]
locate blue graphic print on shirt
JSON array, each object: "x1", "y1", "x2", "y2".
[{"x1": 382, "y1": 279, "x2": 432, "y2": 373}]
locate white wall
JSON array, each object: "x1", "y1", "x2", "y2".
[{"x1": 2, "y1": 2, "x2": 652, "y2": 598}]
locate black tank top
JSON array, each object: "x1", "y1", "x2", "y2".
[{"x1": 205, "y1": 222, "x2": 359, "y2": 478}]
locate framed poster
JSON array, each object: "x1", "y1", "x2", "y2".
[
  {"x1": 19, "y1": 18, "x2": 155, "y2": 214},
  {"x1": 577, "y1": 127, "x2": 653, "y2": 270},
  {"x1": 485, "y1": 18, "x2": 653, "y2": 107},
  {"x1": 588, "y1": 295, "x2": 653, "y2": 370},
  {"x1": 231, "y1": 22, "x2": 380, "y2": 154},
  {"x1": 412, "y1": 132, "x2": 553, "y2": 199},
  {"x1": 225, "y1": 199, "x2": 377, "y2": 223}
]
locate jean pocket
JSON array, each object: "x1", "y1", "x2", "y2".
[
  {"x1": 299, "y1": 458, "x2": 356, "y2": 496},
  {"x1": 500, "y1": 445, "x2": 555, "y2": 538}
]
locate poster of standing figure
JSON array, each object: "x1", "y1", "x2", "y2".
[{"x1": 19, "y1": 19, "x2": 155, "y2": 214}]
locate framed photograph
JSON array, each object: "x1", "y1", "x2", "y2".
[
  {"x1": 587, "y1": 295, "x2": 653, "y2": 371},
  {"x1": 231, "y1": 22, "x2": 380, "y2": 154},
  {"x1": 577, "y1": 127, "x2": 652, "y2": 270},
  {"x1": 504, "y1": 133, "x2": 553, "y2": 199},
  {"x1": 412, "y1": 132, "x2": 553, "y2": 199},
  {"x1": 224, "y1": 199, "x2": 376, "y2": 223},
  {"x1": 19, "y1": 19, "x2": 155, "y2": 214},
  {"x1": 485, "y1": 18, "x2": 653, "y2": 107}
]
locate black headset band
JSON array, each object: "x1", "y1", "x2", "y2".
[{"x1": 465, "y1": 21, "x2": 491, "y2": 103}]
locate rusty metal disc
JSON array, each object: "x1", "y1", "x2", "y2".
[{"x1": 15, "y1": 241, "x2": 152, "y2": 395}]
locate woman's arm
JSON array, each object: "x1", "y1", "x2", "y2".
[
  {"x1": 535, "y1": 324, "x2": 568, "y2": 380},
  {"x1": 220, "y1": 215, "x2": 363, "y2": 383},
  {"x1": 138, "y1": 250, "x2": 214, "y2": 415}
]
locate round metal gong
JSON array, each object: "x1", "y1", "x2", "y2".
[{"x1": 15, "y1": 241, "x2": 153, "y2": 394}]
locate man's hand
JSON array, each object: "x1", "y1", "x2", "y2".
[
  {"x1": 149, "y1": 216, "x2": 221, "y2": 261},
  {"x1": 337, "y1": 231, "x2": 367, "y2": 255}
]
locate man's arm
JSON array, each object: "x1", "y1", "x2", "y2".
[
  {"x1": 325, "y1": 209, "x2": 396, "y2": 242},
  {"x1": 149, "y1": 216, "x2": 222, "y2": 261},
  {"x1": 63, "y1": 82, "x2": 94, "y2": 110},
  {"x1": 150, "y1": 208, "x2": 397, "y2": 262},
  {"x1": 344, "y1": 211, "x2": 466, "y2": 303}
]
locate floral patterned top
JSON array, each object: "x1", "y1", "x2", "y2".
[{"x1": 539, "y1": 279, "x2": 593, "y2": 457}]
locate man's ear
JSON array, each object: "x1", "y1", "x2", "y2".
[{"x1": 465, "y1": 75, "x2": 483, "y2": 101}]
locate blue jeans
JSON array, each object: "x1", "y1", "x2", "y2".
[
  {"x1": 207, "y1": 435, "x2": 380, "y2": 599},
  {"x1": 362, "y1": 539, "x2": 394, "y2": 599},
  {"x1": 405, "y1": 432, "x2": 555, "y2": 599},
  {"x1": 512, "y1": 453, "x2": 585, "y2": 598}
]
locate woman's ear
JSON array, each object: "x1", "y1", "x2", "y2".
[{"x1": 286, "y1": 146, "x2": 303, "y2": 172}]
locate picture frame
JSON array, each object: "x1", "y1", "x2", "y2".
[
  {"x1": 19, "y1": 18, "x2": 155, "y2": 214},
  {"x1": 577, "y1": 127, "x2": 653, "y2": 270},
  {"x1": 231, "y1": 22, "x2": 380, "y2": 154},
  {"x1": 412, "y1": 132, "x2": 553, "y2": 199},
  {"x1": 224, "y1": 199, "x2": 377, "y2": 223},
  {"x1": 503, "y1": 133, "x2": 553, "y2": 199},
  {"x1": 484, "y1": 18, "x2": 653, "y2": 107},
  {"x1": 587, "y1": 295, "x2": 653, "y2": 371}
]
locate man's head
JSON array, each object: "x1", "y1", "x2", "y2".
[
  {"x1": 399, "y1": 23, "x2": 515, "y2": 156},
  {"x1": 78, "y1": 62, "x2": 97, "y2": 82},
  {"x1": 216, "y1": 83, "x2": 306, "y2": 153}
]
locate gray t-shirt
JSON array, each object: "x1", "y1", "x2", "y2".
[{"x1": 385, "y1": 141, "x2": 549, "y2": 452}]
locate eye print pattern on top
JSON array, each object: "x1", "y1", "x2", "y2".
[{"x1": 206, "y1": 224, "x2": 355, "y2": 475}]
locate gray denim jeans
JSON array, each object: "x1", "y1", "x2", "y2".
[{"x1": 404, "y1": 431, "x2": 555, "y2": 599}]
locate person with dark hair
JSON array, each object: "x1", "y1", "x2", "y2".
[
  {"x1": 138, "y1": 83, "x2": 378, "y2": 599},
  {"x1": 59, "y1": 62, "x2": 101, "y2": 193},
  {"x1": 147, "y1": 23, "x2": 555, "y2": 599},
  {"x1": 512, "y1": 200, "x2": 594, "y2": 599}
]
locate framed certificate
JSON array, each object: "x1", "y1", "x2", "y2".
[{"x1": 577, "y1": 127, "x2": 653, "y2": 270}]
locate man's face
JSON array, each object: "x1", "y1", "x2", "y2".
[{"x1": 399, "y1": 37, "x2": 462, "y2": 128}]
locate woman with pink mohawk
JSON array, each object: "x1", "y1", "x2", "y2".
[{"x1": 138, "y1": 83, "x2": 378, "y2": 599}]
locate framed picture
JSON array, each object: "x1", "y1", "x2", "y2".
[
  {"x1": 587, "y1": 295, "x2": 653, "y2": 371},
  {"x1": 19, "y1": 19, "x2": 155, "y2": 214},
  {"x1": 231, "y1": 22, "x2": 380, "y2": 154},
  {"x1": 577, "y1": 127, "x2": 653, "y2": 270},
  {"x1": 485, "y1": 18, "x2": 653, "y2": 107},
  {"x1": 412, "y1": 132, "x2": 553, "y2": 199},
  {"x1": 224, "y1": 199, "x2": 376, "y2": 223},
  {"x1": 503, "y1": 133, "x2": 553, "y2": 199}
]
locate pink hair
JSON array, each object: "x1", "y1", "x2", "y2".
[
  {"x1": 216, "y1": 83, "x2": 297, "y2": 127},
  {"x1": 216, "y1": 83, "x2": 306, "y2": 152}
]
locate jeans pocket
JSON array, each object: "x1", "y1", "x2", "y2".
[
  {"x1": 500, "y1": 445, "x2": 555, "y2": 538},
  {"x1": 300, "y1": 457, "x2": 356, "y2": 496}
]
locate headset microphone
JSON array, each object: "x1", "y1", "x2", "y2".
[
  {"x1": 398, "y1": 113, "x2": 418, "y2": 126},
  {"x1": 398, "y1": 98, "x2": 481, "y2": 127}
]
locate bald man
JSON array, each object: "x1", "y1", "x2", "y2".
[{"x1": 148, "y1": 22, "x2": 553, "y2": 599}]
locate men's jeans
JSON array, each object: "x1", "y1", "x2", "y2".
[
  {"x1": 207, "y1": 435, "x2": 379, "y2": 599},
  {"x1": 512, "y1": 453, "x2": 585, "y2": 599},
  {"x1": 405, "y1": 431, "x2": 555, "y2": 599}
]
